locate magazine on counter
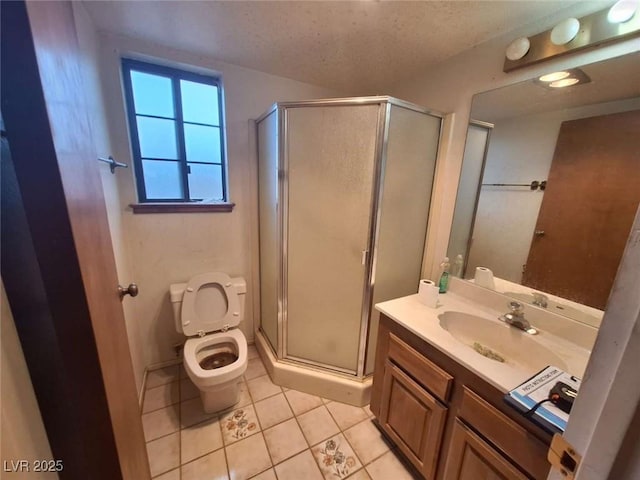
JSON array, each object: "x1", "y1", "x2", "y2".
[{"x1": 505, "y1": 366, "x2": 581, "y2": 433}]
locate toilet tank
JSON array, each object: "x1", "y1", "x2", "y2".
[{"x1": 169, "y1": 276, "x2": 247, "y2": 334}]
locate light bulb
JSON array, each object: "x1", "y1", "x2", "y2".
[
  {"x1": 608, "y1": 0, "x2": 638, "y2": 23},
  {"x1": 539, "y1": 71, "x2": 571, "y2": 82},
  {"x1": 550, "y1": 18, "x2": 581, "y2": 45},
  {"x1": 506, "y1": 37, "x2": 531, "y2": 61},
  {"x1": 549, "y1": 78, "x2": 580, "y2": 88}
]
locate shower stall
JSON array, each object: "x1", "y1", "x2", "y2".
[{"x1": 256, "y1": 97, "x2": 441, "y2": 404}]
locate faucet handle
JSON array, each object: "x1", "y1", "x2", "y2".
[{"x1": 508, "y1": 301, "x2": 524, "y2": 314}]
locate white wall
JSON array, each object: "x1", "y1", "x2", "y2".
[
  {"x1": 1, "y1": 283, "x2": 58, "y2": 480},
  {"x1": 389, "y1": 2, "x2": 640, "y2": 281},
  {"x1": 467, "y1": 97, "x2": 640, "y2": 283},
  {"x1": 97, "y1": 31, "x2": 341, "y2": 370},
  {"x1": 72, "y1": 3, "x2": 146, "y2": 394}
]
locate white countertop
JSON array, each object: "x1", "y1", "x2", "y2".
[{"x1": 375, "y1": 291, "x2": 591, "y2": 393}]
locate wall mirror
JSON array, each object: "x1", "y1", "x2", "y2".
[{"x1": 448, "y1": 51, "x2": 640, "y2": 328}]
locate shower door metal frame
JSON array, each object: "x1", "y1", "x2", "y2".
[{"x1": 257, "y1": 97, "x2": 444, "y2": 378}]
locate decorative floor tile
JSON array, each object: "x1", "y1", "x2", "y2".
[
  {"x1": 254, "y1": 393, "x2": 293, "y2": 429},
  {"x1": 147, "y1": 365, "x2": 180, "y2": 389},
  {"x1": 180, "y1": 378, "x2": 200, "y2": 402},
  {"x1": 365, "y1": 451, "x2": 414, "y2": 480},
  {"x1": 220, "y1": 404, "x2": 261, "y2": 445},
  {"x1": 326, "y1": 401, "x2": 368, "y2": 430},
  {"x1": 181, "y1": 449, "x2": 228, "y2": 480},
  {"x1": 263, "y1": 418, "x2": 308, "y2": 464},
  {"x1": 311, "y1": 433, "x2": 362, "y2": 480},
  {"x1": 226, "y1": 433, "x2": 272, "y2": 480},
  {"x1": 344, "y1": 419, "x2": 390, "y2": 465},
  {"x1": 245, "y1": 356, "x2": 268, "y2": 380},
  {"x1": 143, "y1": 381, "x2": 180, "y2": 414},
  {"x1": 275, "y1": 450, "x2": 324, "y2": 480},
  {"x1": 247, "y1": 374, "x2": 282, "y2": 402},
  {"x1": 142, "y1": 404, "x2": 180, "y2": 441},
  {"x1": 180, "y1": 417, "x2": 223, "y2": 464},
  {"x1": 180, "y1": 397, "x2": 217, "y2": 428},
  {"x1": 284, "y1": 389, "x2": 323, "y2": 415},
  {"x1": 146, "y1": 432, "x2": 179, "y2": 477},
  {"x1": 297, "y1": 406, "x2": 340, "y2": 446}
]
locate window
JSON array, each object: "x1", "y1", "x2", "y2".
[{"x1": 121, "y1": 59, "x2": 228, "y2": 205}]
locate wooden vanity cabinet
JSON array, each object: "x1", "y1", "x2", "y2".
[{"x1": 371, "y1": 314, "x2": 552, "y2": 480}]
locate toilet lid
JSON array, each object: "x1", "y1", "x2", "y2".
[{"x1": 180, "y1": 272, "x2": 241, "y2": 336}]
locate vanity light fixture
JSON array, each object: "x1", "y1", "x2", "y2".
[
  {"x1": 534, "y1": 68, "x2": 591, "y2": 89},
  {"x1": 608, "y1": 0, "x2": 639, "y2": 23},
  {"x1": 503, "y1": 4, "x2": 640, "y2": 72},
  {"x1": 550, "y1": 17, "x2": 581, "y2": 45}
]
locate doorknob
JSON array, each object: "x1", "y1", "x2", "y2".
[
  {"x1": 118, "y1": 283, "x2": 139, "y2": 298},
  {"x1": 534, "y1": 230, "x2": 545, "y2": 236}
]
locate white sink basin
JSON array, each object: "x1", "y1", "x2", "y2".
[{"x1": 438, "y1": 311, "x2": 568, "y2": 373}]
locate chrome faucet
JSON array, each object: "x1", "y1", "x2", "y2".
[
  {"x1": 532, "y1": 292, "x2": 548, "y2": 308},
  {"x1": 499, "y1": 301, "x2": 538, "y2": 335}
]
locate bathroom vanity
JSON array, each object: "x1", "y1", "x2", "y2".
[{"x1": 370, "y1": 279, "x2": 593, "y2": 480}]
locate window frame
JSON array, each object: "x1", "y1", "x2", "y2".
[{"x1": 121, "y1": 58, "x2": 228, "y2": 204}]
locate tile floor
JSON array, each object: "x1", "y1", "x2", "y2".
[{"x1": 141, "y1": 345, "x2": 417, "y2": 480}]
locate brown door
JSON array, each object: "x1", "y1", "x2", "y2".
[
  {"x1": 1, "y1": 1, "x2": 150, "y2": 478},
  {"x1": 522, "y1": 110, "x2": 640, "y2": 310}
]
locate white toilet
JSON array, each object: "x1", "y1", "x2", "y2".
[{"x1": 170, "y1": 272, "x2": 248, "y2": 413}]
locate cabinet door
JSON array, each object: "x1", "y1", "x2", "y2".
[
  {"x1": 443, "y1": 420, "x2": 529, "y2": 480},
  {"x1": 379, "y1": 361, "x2": 447, "y2": 479}
]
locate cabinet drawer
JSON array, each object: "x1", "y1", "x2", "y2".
[
  {"x1": 388, "y1": 333, "x2": 452, "y2": 402},
  {"x1": 459, "y1": 388, "x2": 550, "y2": 480},
  {"x1": 380, "y1": 361, "x2": 447, "y2": 479}
]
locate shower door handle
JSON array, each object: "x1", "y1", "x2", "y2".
[{"x1": 361, "y1": 250, "x2": 368, "y2": 266}]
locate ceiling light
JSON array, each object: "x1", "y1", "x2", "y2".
[
  {"x1": 550, "y1": 18, "x2": 581, "y2": 45},
  {"x1": 505, "y1": 37, "x2": 530, "y2": 61},
  {"x1": 539, "y1": 71, "x2": 571, "y2": 82},
  {"x1": 549, "y1": 78, "x2": 581, "y2": 88},
  {"x1": 607, "y1": 0, "x2": 639, "y2": 23}
]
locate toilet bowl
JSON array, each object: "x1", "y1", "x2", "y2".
[{"x1": 170, "y1": 272, "x2": 248, "y2": 413}]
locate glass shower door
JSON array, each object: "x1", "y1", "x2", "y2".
[{"x1": 285, "y1": 105, "x2": 380, "y2": 373}]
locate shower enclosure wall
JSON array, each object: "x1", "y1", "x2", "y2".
[{"x1": 256, "y1": 97, "x2": 441, "y2": 404}]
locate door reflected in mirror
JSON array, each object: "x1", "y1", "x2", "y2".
[{"x1": 448, "y1": 52, "x2": 640, "y2": 328}]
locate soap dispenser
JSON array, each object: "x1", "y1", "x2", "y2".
[{"x1": 438, "y1": 257, "x2": 451, "y2": 293}]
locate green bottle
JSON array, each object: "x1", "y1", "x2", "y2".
[{"x1": 438, "y1": 257, "x2": 451, "y2": 293}]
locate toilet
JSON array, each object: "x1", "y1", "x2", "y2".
[{"x1": 170, "y1": 272, "x2": 248, "y2": 413}]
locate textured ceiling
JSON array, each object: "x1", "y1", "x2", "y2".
[
  {"x1": 82, "y1": 1, "x2": 592, "y2": 93},
  {"x1": 472, "y1": 52, "x2": 640, "y2": 122}
]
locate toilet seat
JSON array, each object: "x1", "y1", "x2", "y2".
[
  {"x1": 183, "y1": 329, "x2": 248, "y2": 388},
  {"x1": 181, "y1": 272, "x2": 241, "y2": 337}
]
